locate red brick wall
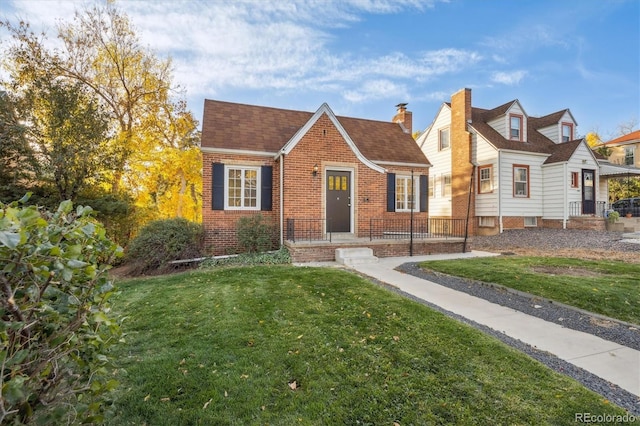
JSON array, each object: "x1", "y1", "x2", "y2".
[
  {"x1": 450, "y1": 88, "x2": 476, "y2": 235},
  {"x1": 202, "y1": 112, "x2": 428, "y2": 255},
  {"x1": 202, "y1": 152, "x2": 280, "y2": 255}
]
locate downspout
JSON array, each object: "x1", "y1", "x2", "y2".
[
  {"x1": 562, "y1": 162, "x2": 568, "y2": 229},
  {"x1": 498, "y1": 151, "x2": 503, "y2": 233},
  {"x1": 279, "y1": 153, "x2": 285, "y2": 246}
]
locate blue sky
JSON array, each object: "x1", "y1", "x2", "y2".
[{"x1": 1, "y1": 0, "x2": 638, "y2": 140}]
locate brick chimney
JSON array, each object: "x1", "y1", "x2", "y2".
[
  {"x1": 450, "y1": 88, "x2": 475, "y2": 233},
  {"x1": 392, "y1": 103, "x2": 412, "y2": 134}
]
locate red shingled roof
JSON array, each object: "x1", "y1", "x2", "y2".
[
  {"x1": 604, "y1": 130, "x2": 640, "y2": 145},
  {"x1": 201, "y1": 99, "x2": 429, "y2": 165}
]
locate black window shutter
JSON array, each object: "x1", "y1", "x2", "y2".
[
  {"x1": 386, "y1": 173, "x2": 396, "y2": 212},
  {"x1": 212, "y1": 162, "x2": 224, "y2": 210},
  {"x1": 420, "y1": 175, "x2": 428, "y2": 212},
  {"x1": 261, "y1": 165, "x2": 273, "y2": 211}
]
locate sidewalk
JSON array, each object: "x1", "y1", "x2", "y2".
[{"x1": 312, "y1": 251, "x2": 640, "y2": 397}]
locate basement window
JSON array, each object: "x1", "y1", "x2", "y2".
[{"x1": 524, "y1": 217, "x2": 537, "y2": 227}]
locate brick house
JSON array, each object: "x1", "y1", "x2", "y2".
[
  {"x1": 417, "y1": 88, "x2": 604, "y2": 234},
  {"x1": 201, "y1": 100, "x2": 454, "y2": 259}
]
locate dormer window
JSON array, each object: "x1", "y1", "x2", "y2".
[
  {"x1": 510, "y1": 114, "x2": 523, "y2": 141},
  {"x1": 561, "y1": 123, "x2": 573, "y2": 142}
]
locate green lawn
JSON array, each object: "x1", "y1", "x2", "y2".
[
  {"x1": 418, "y1": 256, "x2": 640, "y2": 325},
  {"x1": 107, "y1": 265, "x2": 633, "y2": 425}
]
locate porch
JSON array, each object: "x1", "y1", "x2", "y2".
[{"x1": 284, "y1": 218, "x2": 470, "y2": 262}]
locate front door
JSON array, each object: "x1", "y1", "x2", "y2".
[
  {"x1": 326, "y1": 170, "x2": 351, "y2": 232},
  {"x1": 582, "y1": 169, "x2": 595, "y2": 215}
]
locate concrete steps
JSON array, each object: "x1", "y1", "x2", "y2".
[{"x1": 335, "y1": 247, "x2": 378, "y2": 265}]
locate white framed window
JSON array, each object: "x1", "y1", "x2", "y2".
[
  {"x1": 395, "y1": 175, "x2": 417, "y2": 211},
  {"x1": 428, "y1": 176, "x2": 435, "y2": 198},
  {"x1": 561, "y1": 122, "x2": 573, "y2": 142},
  {"x1": 225, "y1": 166, "x2": 260, "y2": 210},
  {"x1": 513, "y1": 165, "x2": 529, "y2": 197},
  {"x1": 625, "y1": 147, "x2": 635, "y2": 165},
  {"x1": 510, "y1": 114, "x2": 523, "y2": 141},
  {"x1": 442, "y1": 174, "x2": 452, "y2": 197},
  {"x1": 524, "y1": 216, "x2": 537, "y2": 227},
  {"x1": 571, "y1": 171, "x2": 579, "y2": 188},
  {"x1": 439, "y1": 127, "x2": 450, "y2": 150},
  {"x1": 478, "y1": 166, "x2": 493, "y2": 193}
]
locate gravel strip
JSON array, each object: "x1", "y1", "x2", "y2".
[{"x1": 363, "y1": 270, "x2": 640, "y2": 416}]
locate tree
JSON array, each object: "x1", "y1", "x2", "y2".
[
  {"x1": 0, "y1": 91, "x2": 37, "y2": 201},
  {"x1": 1, "y1": 2, "x2": 202, "y2": 226},
  {"x1": 24, "y1": 78, "x2": 112, "y2": 201}
]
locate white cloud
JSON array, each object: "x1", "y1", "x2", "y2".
[
  {"x1": 491, "y1": 70, "x2": 527, "y2": 85},
  {"x1": 343, "y1": 79, "x2": 408, "y2": 103}
]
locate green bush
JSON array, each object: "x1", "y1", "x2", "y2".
[
  {"x1": 126, "y1": 218, "x2": 204, "y2": 275},
  {"x1": 0, "y1": 196, "x2": 123, "y2": 424},
  {"x1": 200, "y1": 246, "x2": 290, "y2": 268},
  {"x1": 236, "y1": 214, "x2": 277, "y2": 253}
]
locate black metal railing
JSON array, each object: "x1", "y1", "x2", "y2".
[
  {"x1": 369, "y1": 218, "x2": 467, "y2": 240},
  {"x1": 568, "y1": 201, "x2": 608, "y2": 217},
  {"x1": 286, "y1": 218, "x2": 332, "y2": 242}
]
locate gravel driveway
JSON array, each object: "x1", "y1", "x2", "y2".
[{"x1": 472, "y1": 228, "x2": 640, "y2": 262}]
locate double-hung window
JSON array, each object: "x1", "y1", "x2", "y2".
[
  {"x1": 478, "y1": 166, "x2": 493, "y2": 193},
  {"x1": 442, "y1": 174, "x2": 452, "y2": 197},
  {"x1": 561, "y1": 123, "x2": 573, "y2": 142},
  {"x1": 395, "y1": 175, "x2": 417, "y2": 211},
  {"x1": 625, "y1": 147, "x2": 635, "y2": 166},
  {"x1": 510, "y1": 114, "x2": 523, "y2": 141},
  {"x1": 439, "y1": 128, "x2": 450, "y2": 150},
  {"x1": 513, "y1": 165, "x2": 529, "y2": 197},
  {"x1": 225, "y1": 166, "x2": 259, "y2": 209}
]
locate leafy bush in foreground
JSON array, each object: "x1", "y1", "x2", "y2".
[
  {"x1": 0, "y1": 197, "x2": 123, "y2": 424},
  {"x1": 126, "y1": 218, "x2": 204, "y2": 275}
]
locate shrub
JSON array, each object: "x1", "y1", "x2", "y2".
[
  {"x1": 200, "y1": 246, "x2": 291, "y2": 268},
  {"x1": 236, "y1": 214, "x2": 277, "y2": 253},
  {"x1": 0, "y1": 196, "x2": 123, "y2": 424},
  {"x1": 126, "y1": 218, "x2": 204, "y2": 275}
]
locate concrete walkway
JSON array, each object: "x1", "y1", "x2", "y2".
[{"x1": 300, "y1": 251, "x2": 640, "y2": 397}]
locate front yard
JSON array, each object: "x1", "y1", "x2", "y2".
[
  {"x1": 108, "y1": 265, "x2": 630, "y2": 425},
  {"x1": 418, "y1": 256, "x2": 640, "y2": 325}
]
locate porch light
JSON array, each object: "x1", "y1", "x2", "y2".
[{"x1": 313, "y1": 164, "x2": 319, "y2": 176}]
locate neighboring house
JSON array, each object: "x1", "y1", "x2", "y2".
[
  {"x1": 599, "y1": 130, "x2": 640, "y2": 167},
  {"x1": 201, "y1": 100, "x2": 439, "y2": 259},
  {"x1": 594, "y1": 130, "x2": 640, "y2": 203},
  {"x1": 416, "y1": 88, "x2": 602, "y2": 235}
]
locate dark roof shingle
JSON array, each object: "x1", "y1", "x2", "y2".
[{"x1": 201, "y1": 99, "x2": 429, "y2": 165}]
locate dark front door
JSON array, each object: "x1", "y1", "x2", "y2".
[
  {"x1": 582, "y1": 169, "x2": 595, "y2": 215},
  {"x1": 326, "y1": 170, "x2": 351, "y2": 232}
]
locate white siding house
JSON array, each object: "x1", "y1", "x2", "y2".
[{"x1": 416, "y1": 88, "x2": 602, "y2": 234}]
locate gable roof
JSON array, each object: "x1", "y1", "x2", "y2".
[
  {"x1": 201, "y1": 99, "x2": 429, "y2": 166},
  {"x1": 604, "y1": 130, "x2": 640, "y2": 146},
  {"x1": 543, "y1": 139, "x2": 585, "y2": 164},
  {"x1": 469, "y1": 108, "x2": 556, "y2": 154}
]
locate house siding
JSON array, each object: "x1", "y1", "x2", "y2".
[
  {"x1": 418, "y1": 106, "x2": 452, "y2": 217},
  {"x1": 475, "y1": 135, "x2": 499, "y2": 216},
  {"x1": 499, "y1": 151, "x2": 545, "y2": 219}
]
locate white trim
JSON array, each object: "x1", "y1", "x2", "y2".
[
  {"x1": 325, "y1": 166, "x2": 355, "y2": 234},
  {"x1": 374, "y1": 161, "x2": 430, "y2": 168},
  {"x1": 224, "y1": 165, "x2": 261, "y2": 210},
  {"x1": 394, "y1": 174, "x2": 419, "y2": 212},
  {"x1": 201, "y1": 146, "x2": 277, "y2": 157},
  {"x1": 278, "y1": 103, "x2": 386, "y2": 174}
]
